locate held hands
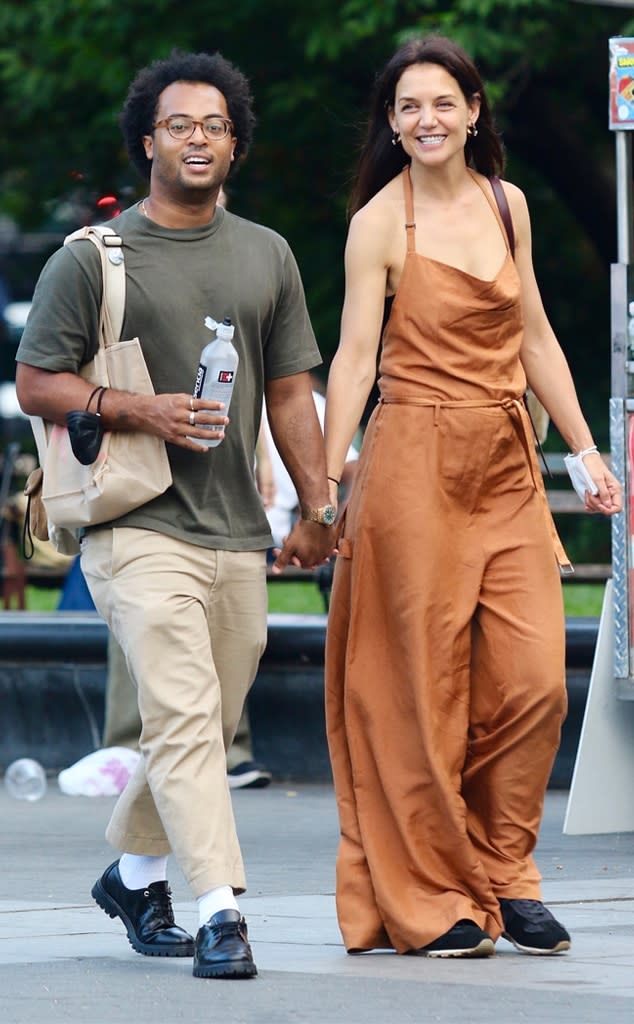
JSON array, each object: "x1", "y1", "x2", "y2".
[
  {"x1": 576, "y1": 451, "x2": 622, "y2": 516},
  {"x1": 271, "y1": 519, "x2": 338, "y2": 574},
  {"x1": 144, "y1": 393, "x2": 229, "y2": 450}
]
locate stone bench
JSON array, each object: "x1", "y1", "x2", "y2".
[{"x1": 0, "y1": 611, "x2": 599, "y2": 789}]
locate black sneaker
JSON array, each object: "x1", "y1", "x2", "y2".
[
  {"x1": 227, "y1": 761, "x2": 272, "y2": 790},
  {"x1": 412, "y1": 920, "x2": 495, "y2": 958},
  {"x1": 500, "y1": 898, "x2": 571, "y2": 955}
]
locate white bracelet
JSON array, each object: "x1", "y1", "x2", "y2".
[{"x1": 573, "y1": 445, "x2": 598, "y2": 458}]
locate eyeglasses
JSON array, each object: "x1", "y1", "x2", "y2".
[{"x1": 153, "y1": 115, "x2": 234, "y2": 141}]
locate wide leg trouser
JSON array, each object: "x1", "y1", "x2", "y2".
[
  {"x1": 81, "y1": 527, "x2": 267, "y2": 897},
  {"x1": 325, "y1": 403, "x2": 568, "y2": 953}
]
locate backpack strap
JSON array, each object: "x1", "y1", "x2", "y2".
[{"x1": 63, "y1": 225, "x2": 126, "y2": 345}]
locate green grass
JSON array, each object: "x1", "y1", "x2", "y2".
[
  {"x1": 24, "y1": 586, "x2": 62, "y2": 612},
  {"x1": 561, "y1": 584, "x2": 606, "y2": 618},
  {"x1": 267, "y1": 582, "x2": 326, "y2": 614},
  {"x1": 268, "y1": 583, "x2": 607, "y2": 618},
  {"x1": 20, "y1": 582, "x2": 327, "y2": 615},
  {"x1": 22, "y1": 581, "x2": 606, "y2": 618}
]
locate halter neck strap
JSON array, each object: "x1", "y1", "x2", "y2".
[
  {"x1": 402, "y1": 166, "x2": 416, "y2": 253},
  {"x1": 401, "y1": 165, "x2": 513, "y2": 257}
]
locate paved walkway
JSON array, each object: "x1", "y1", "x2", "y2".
[{"x1": 1, "y1": 784, "x2": 633, "y2": 1023}]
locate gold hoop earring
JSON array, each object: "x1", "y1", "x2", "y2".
[
  {"x1": 467, "y1": 122, "x2": 478, "y2": 138},
  {"x1": 391, "y1": 129, "x2": 401, "y2": 146}
]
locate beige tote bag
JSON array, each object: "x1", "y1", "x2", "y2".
[{"x1": 29, "y1": 226, "x2": 172, "y2": 552}]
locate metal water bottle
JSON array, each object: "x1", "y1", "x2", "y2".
[{"x1": 189, "y1": 316, "x2": 239, "y2": 448}]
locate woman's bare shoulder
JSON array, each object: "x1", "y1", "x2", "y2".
[
  {"x1": 470, "y1": 172, "x2": 530, "y2": 242},
  {"x1": 487, "y1": 176, "x2": 528, "y2": 220},
  {"x1": 348, "y1": 174, "x2": 406, "y2": 243},
  {"x1": 469, "y1": 170, "x2": 524, "y2": 204}
]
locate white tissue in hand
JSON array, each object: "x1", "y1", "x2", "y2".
[
  {"x1": 57, "y1": 747, "x2": 140, "y2": 796},
  {"x1": 564, "y1": 452, "x2": 599, "y2": 502}
]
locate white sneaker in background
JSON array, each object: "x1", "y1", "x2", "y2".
[{"x1": 227, "y1": 761, "x2": 272, "y2": 790}]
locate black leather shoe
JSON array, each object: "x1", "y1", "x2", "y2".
[
  {"x1": 193, "y1": 909, "x2": 257, "y2": 979},
  {"x1": 92, "y1": 860, "x2": 194, "y2": 957}
]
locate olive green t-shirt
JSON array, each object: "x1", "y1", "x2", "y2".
[{"x1": 17, "y1": 204, "x2": 321, "y2": 549}]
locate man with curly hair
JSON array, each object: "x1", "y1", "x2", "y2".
[{"x1": 16, "y1": 50, "x2": 334, "y2": 980}]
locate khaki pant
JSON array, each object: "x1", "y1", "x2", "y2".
[
  {"x1": 102, "y1": 631, "x2": 255, "y2": 771},
  {"x1": 81, "y1": 527, "x2": 267, "y2": 897}
]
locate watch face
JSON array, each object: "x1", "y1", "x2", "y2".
[{"x1": 322, "y1": 504, "x2": 336, "y2": 526}]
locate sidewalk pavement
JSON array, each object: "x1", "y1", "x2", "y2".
[{"x1": 1, "y1": 783, "x2": 633, "y2": 1024}]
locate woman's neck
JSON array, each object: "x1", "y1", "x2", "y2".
[{"x1": 408, "y1": 158, "x2": 474, "y2": 202}]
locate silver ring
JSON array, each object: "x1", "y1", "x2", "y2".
[
  {"x1": 190, "y1": 397, "x2": 195, "y2": 411},
  {"x1": 189, "y1": 411, "x2": 196, "y2": 426}
]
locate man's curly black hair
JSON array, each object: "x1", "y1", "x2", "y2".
[{"x1": 120, "y1": 49, "x2": 256, "y2": 182}]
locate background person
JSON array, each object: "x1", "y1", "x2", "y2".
[
  {"x1": 103, "y1": 604, "x2": 274, "y2": 791},
  {"x1": 16, "y1": 49, "x2": 334, "y2": 981},
  {"x1": 103, "y1": 416, "x2": 275, "y2": 789},
  {"x1": 263, "y1": 375, "x2": 359, "y2": 550},
  {"x1": 323, "y1": 34, "x2": 620, "y2": 961}
]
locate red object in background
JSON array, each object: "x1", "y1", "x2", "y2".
[
  {"x1": 96, "y1": 195, "x2": 121, "y2": 219},
  {"x1": 620, "y1": 74, "x2": 634, "y2": 102}
]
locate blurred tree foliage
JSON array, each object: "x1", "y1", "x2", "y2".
[{"x1": 1, "y1": 0, "x2": 633, "y2": 448}]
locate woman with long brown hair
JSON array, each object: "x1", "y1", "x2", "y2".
[{"x1": 324, "y1": 35, "x2": 620, "y2": 959}]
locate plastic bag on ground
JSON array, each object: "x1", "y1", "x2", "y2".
[{"x1": 57, "y1": 747, "x2": 140, "y2": 796}]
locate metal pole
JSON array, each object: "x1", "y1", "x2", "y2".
[
  {"x1": 616, "y1": 131, "x2": 633, "y2": 264},
  {"x1": 608, "y1": 39, "x2": 634, "y2": 684},
  {"x1": 610, "y1": 130, "x2": 632, "y2": 678}
]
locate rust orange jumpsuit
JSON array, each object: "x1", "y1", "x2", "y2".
[{"x1": 325, "y1": 167, "x2": 569, "y2": 954}]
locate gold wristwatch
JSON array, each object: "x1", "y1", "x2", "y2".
[{"x1": 300, "y1": 503, "x2": 337, "y2": 526}]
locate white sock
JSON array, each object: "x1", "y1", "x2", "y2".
[
  {"x1": 197, "y1": 885, "x2": 239, "y2": 926},
  {"x1": 118, "y1": 853, "x2": 168, "y2": 890}
]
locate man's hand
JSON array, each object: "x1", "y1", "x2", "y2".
[
  {"x1": 271, "y1": 520, "x2": 337, "y2": 573},
  {"x1": 137, "y1": 393, "x2": 229, "y2": 451}
]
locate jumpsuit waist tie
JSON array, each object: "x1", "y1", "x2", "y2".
[{"x1": 379, "y1": 394, "x2": 572, "y2": 573}]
